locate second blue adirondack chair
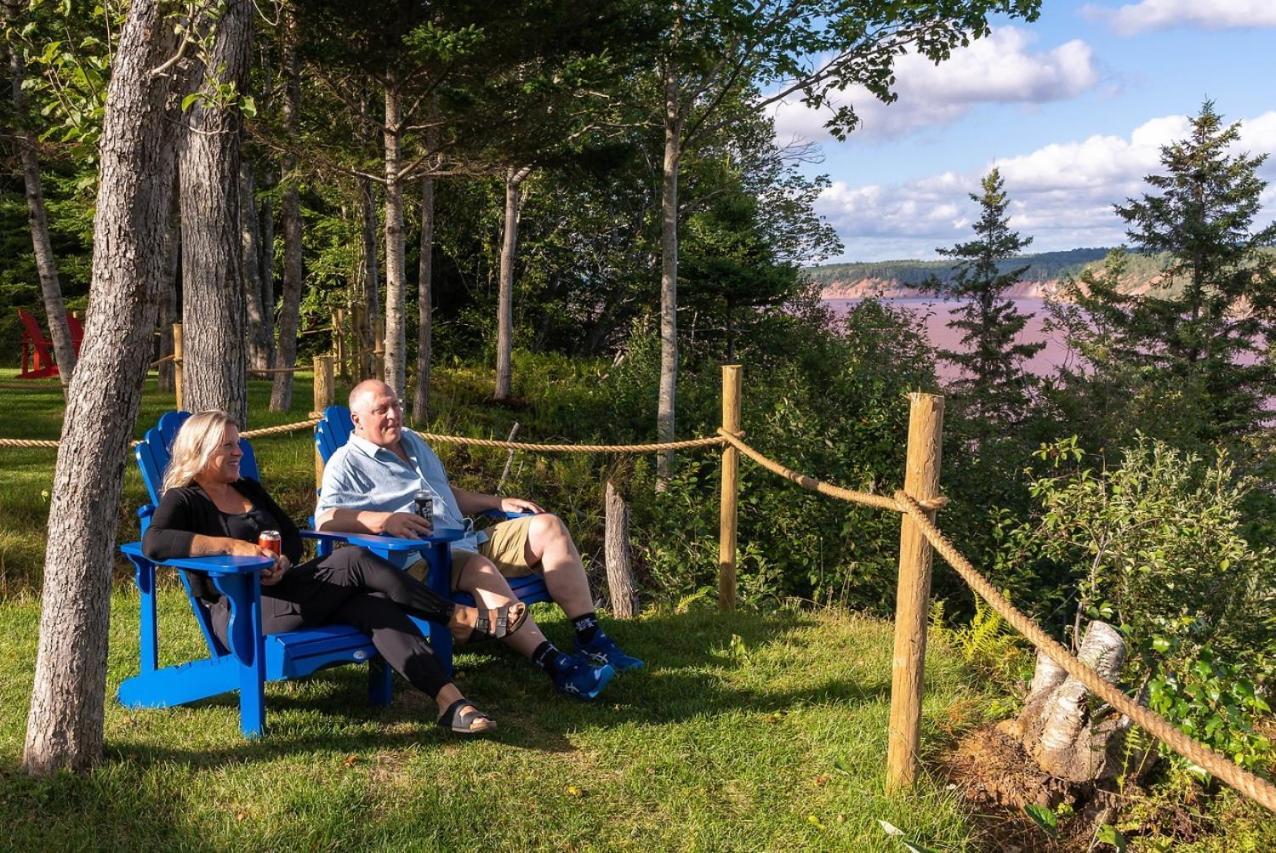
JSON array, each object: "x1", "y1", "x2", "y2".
[
  {"x1": 314, "y1": 406, "x2": 553, "y2": 625},
  {"x1": 118, "y1": 411, "x2": 462, "y2": 737}
]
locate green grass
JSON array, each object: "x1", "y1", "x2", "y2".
[
  {"x1": 0, "y1": 590, "x2": 993, "y2": 849},
  {"x1": 0, "y1": 363, "x2": 998, "y2": 848}
]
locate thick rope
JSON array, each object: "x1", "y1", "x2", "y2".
[
  {"x1": 2, "y1": 422, "x2": 721, "y2": 452},
  {"x1": 893, "y1": 491, "x2": 1276, "y2": 814},
  {"x1": 717, "y1": 429, "x2": 948, "y2": 513},
  {"x1": 417, "y1": 432, "x2": 725, "y2": 453},
  {"x1": 0, "y1": 437, "x2": 60, "y2": 448},
  {"x1": 247, "y1": 367, "x2": 304, "y2": 375},
  {"x1": 240, "y1": 418, "x2": 320, "y2": 438}
]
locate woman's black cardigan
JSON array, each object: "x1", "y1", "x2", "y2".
[{"x1": 142, "y1": 478, "x2": 304, "y2": 566}]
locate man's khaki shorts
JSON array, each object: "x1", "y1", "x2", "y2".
[{"x1": 406, "y1": 515, "x2": 538, "y2": 591}]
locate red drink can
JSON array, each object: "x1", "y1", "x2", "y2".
[{"x1": 258, "y1": 530, "x2": 282, "y2": 555}]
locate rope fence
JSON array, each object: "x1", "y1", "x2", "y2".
[
  {"x1": 0, "y1": 417, "x2": 322, "y2": 449},
  {"x1": 1, "y1": 377, "x2": 1271, "y2": 813},
  {"x1": 714, "y1": 427, "x2": 1276, "y2": 813}
]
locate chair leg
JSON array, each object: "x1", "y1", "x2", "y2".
[
  {"x1": 211, "y1": 572, "x2": 267, "y2": 737},
  {"x1": 368, "y1": 658, "x2": 393, "y2": 706}
]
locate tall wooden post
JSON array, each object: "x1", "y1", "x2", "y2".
[
  {"x1": 886, "y1": 392, "x2": 944, "y2": 792},
  {"x1": 718, "y1": 364, "x2": 742, "y2": 611},
  {"x1": 312, "y1": 355, "x2": 334, "y2": 490},
  {"x1": 172, "y1": 323, "x2": 184, "y2": 411}
]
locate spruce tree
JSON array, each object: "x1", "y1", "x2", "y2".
[
  {"x1": 1072, "y1": 102, "x2": 1276, "y2": 441},
  {"x1": 938, "y1": 168, "x2": 1044, "y2": 422}
]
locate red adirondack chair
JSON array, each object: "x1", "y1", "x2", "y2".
[{"x1": 17, "y1": 308, "x2": 81, "y2": 379}]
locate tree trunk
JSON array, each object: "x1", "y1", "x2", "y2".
[
  {"x1": 179, "y1": 0, "x2": 251, "y2": 425},
  {"x1": 239, "y1": 160, "x2": 269, "y2": 371},
  {"x1": 22, "y1": 0, "x2": 182, "y2": 776},
  {"x1": 604, "y1": 478, "x2": 638, "y2": 618},
  {"x1": 269, "y1": 9, "x2": 303, "y2": 413},
  {"x1": 257, "y1": 168, "x2": 275, "y2": 369},
  {"x1": 382, "y1": 74, "x2": 407, "y2": 396},
  {"x1": 359, "y1": 175, "x2": 380, "y2": 379},
  {"x1": 495, "y1": 165, "x2": 530, "y2": 402},
  {"x1": 657, "y1": 68, "x2": 682, "y2": 482},
  {"x1": 7, "y1": 4, "x2": 76, "y2": 386},
  {"x1": 412, "y1": 173, "x2": 434, "y2": 423},
  {"x1": 157, "y1": 185, "x2": 180, "y2": 394}
]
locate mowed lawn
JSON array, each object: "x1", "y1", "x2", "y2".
[
  {"x1": 0, "y1": 588, "x2": 993, "y2": 850},
  {"x1": 1, "y1": 369, "x2": 995, "y2": 848}
]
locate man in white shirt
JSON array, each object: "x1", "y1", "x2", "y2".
[{"x1": 316, "y1": 380, "x2": 643, "y2": 700}]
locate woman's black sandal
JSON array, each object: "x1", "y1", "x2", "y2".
[
  {"x1": 460, "y1": 601, "x2": 529, "y2": 643},
  {"x1": 437, "y1": 699, "x2": 497, "y2": 735}
]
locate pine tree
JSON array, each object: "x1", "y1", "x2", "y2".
[
  {"x1": 1071, "y1": 102, "x2": 1276, "y2": 441},
  {"x1": 938, "y1": 168, "x2": 1044, "y2": 422}
]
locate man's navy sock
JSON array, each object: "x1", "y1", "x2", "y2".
[
  {"x1": 572, "y1": 612, "x2": 601, "y2": 647},
  {"x1": 531, "y1": 640, "x2": 571, "y2": 677}
]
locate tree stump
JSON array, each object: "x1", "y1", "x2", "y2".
[{"x1": 1000, "y1": 620, "x2": 1132, "y2": 782}]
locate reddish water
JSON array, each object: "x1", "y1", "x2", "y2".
[{"x1": 824, "y1": 298, "x2": 1071, "y2": 382}]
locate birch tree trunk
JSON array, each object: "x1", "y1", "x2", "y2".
[
  {"x1": 382, "y1": 73, "x2": 407, "y2": 396},
  {"x1": 359, "y1": 175, "x2": 380, "y2": 378},
  {"x1": 495, "y1": 165, "x2": 530, "y2": 402},
  {"x1": 412, "y1": 173, "x2": 434, "y2": 422},
  {"x1": 179, "y1": 0, "x2": 251, "y2": 425},
  {"x1": 657, "y1": 65, "x2": 682, "y2": 482},
  {"x1": 7, "y1": 3, "x2": 76, "y2": 385},
  {"x1": 23, "y1": 0, "x2": 182, "y2": 776},
  {"x1": 239, "y1": 160, "x2": 269, "y2": 371},
  {"x1": 269, "y1": 8, "x2": 303, "y2": 412}
]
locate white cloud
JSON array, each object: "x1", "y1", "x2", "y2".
[
  {"x1": 817, "y1": 111, "x2": 1276, "y2": 261},
  {"x1": 771, "y1": 28, "x2": 1100, "y2": 142},
  {"x1": 1084, "y1": 0, "x2": 1276, "y2": 35}
]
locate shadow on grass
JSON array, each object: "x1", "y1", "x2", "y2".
[{"x1": 101, "y1": 607, "x2": 891, "y2": 768}]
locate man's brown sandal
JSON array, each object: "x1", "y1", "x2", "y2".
[
  {"x1": 437, "y1": 699, "x2": 497, "y2": 735},
  {"x1": 453, "y1": 601, "x2": 529, "y2": 644}
]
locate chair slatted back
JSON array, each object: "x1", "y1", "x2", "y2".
[
  {"x1": 135, "y1": 411, "x2": 261, "y2": 656},
  {"x1": 314, "y1": 405, "x2": 353, "y2": 464}
]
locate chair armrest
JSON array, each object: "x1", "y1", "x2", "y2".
[
  {"x1": 299, "y1": 527, "x2": 467, "y2": 551},
  {"x1": 477, "y1": 509, "x2": 535, "y2": 522},
  {"x1": 120, "y1": 542, "x2": 273, "y2": 576}
]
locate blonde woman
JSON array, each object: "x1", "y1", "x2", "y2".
[{"x1": 143, "y1": 410, "x2": 527, "y2": 735}]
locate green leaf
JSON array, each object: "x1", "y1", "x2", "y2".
[
  {"x1": 1096, "y1": 823, "x2": 1127, "y2": 852},
  {"x1": 181, "y1": 93, "x2": 200, "y2": 112},
  {"x1": 1023, "y1": 804, "x2": 1058, "y2": 836}
]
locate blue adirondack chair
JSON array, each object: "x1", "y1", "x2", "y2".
[
  {"x1": 314, "y1": 406, "x2": 552, "y2": 623},
  {"x1": 118, "y1": 410, "x2": 463, "y2": 737}
]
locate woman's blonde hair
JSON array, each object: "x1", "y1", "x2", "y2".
[{"x1": 162, "y1": 410, "x2": 238, "y2": 493}]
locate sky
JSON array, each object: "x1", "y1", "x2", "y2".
[{"x1": 769, "y1": 0, "x2": 1276, "y2": 263}]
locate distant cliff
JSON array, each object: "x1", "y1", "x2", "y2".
[{"x1": 807, "y1": 248, "x2": 1125, "y2": 299}]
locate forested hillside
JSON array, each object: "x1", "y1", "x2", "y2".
[{"x1": 804, "y1": 247, "x2": 1115, "y2": 290}]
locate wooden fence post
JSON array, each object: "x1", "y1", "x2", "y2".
[
  {"x1": 172, "y1": 323, "x2": 184, "y2": 411},
  {"x1": 312, "y1": 355, "x2": 334, "y2": 490},
  {"x1": 718, "y1": 364, "x2": 742, "y2": 611},
  {"x1": 605, "y1": 478, "x2": 638, "y2": 618},
  {"x1": 886, "y1": 392, "x2": 944, "y2": 792}
]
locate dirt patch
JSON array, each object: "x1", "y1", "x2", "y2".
[
  {"x1": 942, "y1": 723, "x2": 1076, "y2": 810},
  {"x1": 939, "y1": 723, "x2": 1124, "y2": 851}
]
